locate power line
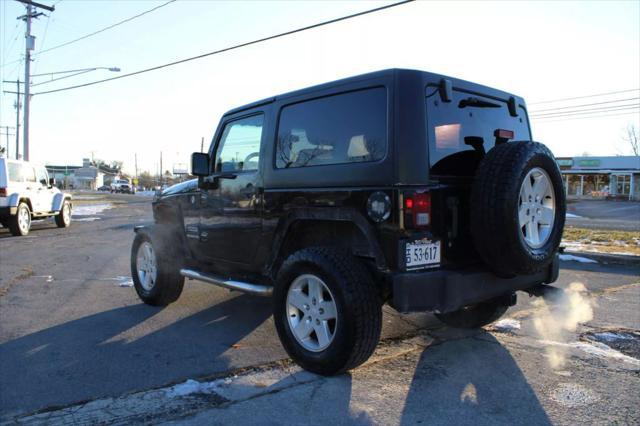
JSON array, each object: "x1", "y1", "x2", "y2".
[
  {"x1": 34, "y1": 0, "x2": 177, "y2": 56},
  {"x1": 33, "y1": 0, "x2": 414, "y2": 96},
  {"x1": 530, "y1": 97, "x2": 640, "y2": 113},
  {"x1": 532, "y1": 110, "x2": 639, "y2": 123},
  {"x1": 1, "y1": 0, "x2": 177, "y2": 69},
  {"x1": 530, "y1": 104, "x2": 640, "y2": 118},
  {"x1": 529, "y1": 88, "x2": 640, "y2": 105}
]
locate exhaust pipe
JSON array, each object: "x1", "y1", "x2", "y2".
[{"x1": 180, "y1": 269, "x2": 273, "y2": 297}]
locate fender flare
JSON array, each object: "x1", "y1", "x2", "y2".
[
  {"x1": 7, "y1": 193, "x2": 21, "y2": 208},
  {"x1": 52, "y1": 193, "x2": 71, "y2": 212},
  {"x1": 266, "y1": 207, "x2": 387, "y2": 275}
]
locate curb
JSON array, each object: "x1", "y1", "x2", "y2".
[{"x1": 561, "y1": 249, "x2": 640, "y2": 266}]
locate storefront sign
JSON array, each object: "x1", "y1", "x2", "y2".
[
  {"x1": 578, "y1": 159, "x2": 600, "y2": 167},
  {"x1": 556, "y1": 159, "x2": 573, "y2": 167}
]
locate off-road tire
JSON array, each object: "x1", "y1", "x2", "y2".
[
  {"x1": 55, "y1": 199, "x2": 71, "y2": 228},
  {"x1": 274, "y1": 247, "x2": 382, "y2": 376},
  {"x1": 131, "y1": 229, "x2": 184, "y2": 306},
  {"x1": 435, "y1": 299, "x2": 509, "y2": 329},
  {"x1": 470, "y1": 141, "x2": 565, "y2": 277},
  {"x1": 8, "y1": 202, "x2": 31, "y2": 236}
]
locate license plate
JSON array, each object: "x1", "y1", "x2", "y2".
[{"x1": 404, "y1": 239, "x2": 441, "y2": 270}]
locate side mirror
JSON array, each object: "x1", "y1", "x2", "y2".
[
  {"x1": 191, "y1": 152, "x2": 210, "y2": 177},
  {"x1": 49, "y1": 177, "x2": 56, "y2": 187}
]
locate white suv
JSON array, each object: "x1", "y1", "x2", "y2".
[{"x1": 0, "y1": 158, "x2": 72, "y2": 236}]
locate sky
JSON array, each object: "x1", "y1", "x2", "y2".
[{"x1": 0, "y1": 0, "x2": 639, "y2": 176}]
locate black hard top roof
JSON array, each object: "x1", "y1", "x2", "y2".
[{"x1": 223, "y1": 68, "x2": 525, "y2": 117}]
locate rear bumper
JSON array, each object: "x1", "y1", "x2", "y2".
[
  {"x1": 391, "y1": 254, "x2": 560, "y2": 313},
  {"x1": 0, "y1": 206, "x2": 17, "y2": 217}
]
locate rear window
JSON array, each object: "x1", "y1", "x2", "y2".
[
  {"x1": 8, "y1": 163, "x2": 22, "y2": 182},
  {"x1": 275, "y1": 87, "x2": 387, "y2": 168},
  {"x1": 426, "y1": 88, "x2": 530, "y2": 175}
]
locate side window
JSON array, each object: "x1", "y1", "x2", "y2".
[
  {"x1": 275, "y1": 87, "x2": 387, "y2": 169},
  {"x1": 36, "y1": 167, "x2": 48, "y2": 185},
  {"x1": 215, "y1": 114, "x2": 264, "y2": 173},
  {"x1": 23, "y1": 166, "x2": 37, "y2": 183},
  {"x1": 8, "y1": 163, "x2": 22, "y2": 182}
]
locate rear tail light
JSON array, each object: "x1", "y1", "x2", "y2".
[
  {"x1": 0, "y1": 187, "x2": 7, "y2": 197},
  {"x1": 403, "y1": 192, "x2": 431, "y2": 228}
]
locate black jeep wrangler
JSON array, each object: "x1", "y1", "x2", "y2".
[{"x1": 131, "y1": 69, "x2": 565, "y2": 375}]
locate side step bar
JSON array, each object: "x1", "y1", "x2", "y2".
[{"x1": 180, "y1": 269, "x2": 273, "y2": 297}]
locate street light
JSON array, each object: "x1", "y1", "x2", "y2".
[
  {"x1": 30, "y1": 67, "x2": 121, "y2": 87},
  {"x1": 2, "y1": 66, "x2": 120, "y2": 161}
]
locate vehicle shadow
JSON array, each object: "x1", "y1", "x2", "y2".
[
  {"x1": 212, "y1": 329, "x2": 552, "y2": 424},
  {"x1": 0, "y1": 293, "x2": 273, "y2": 417},
  {"x1": 397, "y1": 331, "x2": 551, "y2": 425}
]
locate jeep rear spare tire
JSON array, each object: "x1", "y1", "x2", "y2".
[
  {"x1": 273, "y1": 247, "x2": 382, "y2": 376},
  {"x1": 470, "y1": 141, "x2": 565, "y2": 277}
]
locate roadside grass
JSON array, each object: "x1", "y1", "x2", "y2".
[{"x1": 562, "y1": 226, "x2": 640, "y2": 256}]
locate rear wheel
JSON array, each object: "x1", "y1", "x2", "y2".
[
  {"x1": 8, "y1": 202, "x2": 31, "y2": 236},
  {"x1": 55, "y1": 200, "x2": 71, "y2": 228},
  {"x1": 131, "y1": 230, "x2": 184, "y2": 306},
  {"x1": 435, "y1": 299, "x2": 509, "y2": 329},
  {"x1": 274, "y1": 247, "x2": 382, "y2": 376}
]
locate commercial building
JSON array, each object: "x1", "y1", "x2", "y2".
[
  {"x1": 46, "y1": 158, "x2": 119, "y2": 190},
  {"x1": 556, "y1": 156, "x2": 640, "y2": 201}
]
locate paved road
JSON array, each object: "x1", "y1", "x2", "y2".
[
  {"x1": 566, "y1": 200, "x2": 640, "y2": 230},
  {"x1": 1, "y1": 195, "x2": 639, "y2": 424}
]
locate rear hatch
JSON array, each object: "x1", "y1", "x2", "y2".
[{"x1": 425, "y1": 85, "x2": 532, "y2": 265}]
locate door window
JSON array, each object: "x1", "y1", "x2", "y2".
[
  {"x1": 215, "y1": 115, "x2": 264, "y2": 173},
  {"x1": 23, "y1": 166, "x2": 37, "y2": 183},
  {"x1": 36, "y1": 167, "x2": 48, "y2": 186}
]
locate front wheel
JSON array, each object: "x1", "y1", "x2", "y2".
[
  {"x1": 435, "y1": 298, "x2": 509, "y2": 329},
  {"x1": 131, "y1": 230, "x2": 184, "y2": 306},
  {"x1": 55, "y1": 200, "x2": 71, "y2": 228},
  {"x1": 273, "y1": 247, "x2": 382, "y2": 376}
]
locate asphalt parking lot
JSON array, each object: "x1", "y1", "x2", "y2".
[
  {"x1": 1, "y1": 194, "x2": 639, "y2": 424},
  {"x1": 566, "y1": 200, "x2": 640, "y2": 231}
]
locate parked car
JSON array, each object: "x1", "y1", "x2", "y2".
[
  {"x1": 111, "y1": 179, "x2": 134, "y2": 194},
  {"x1": 0, "y1": 158, "x2": 72, "y2": 236},
  {"x1": 98, "y1": 185, "x2": 111, "y2": 192},
  {"x1": 130, "y1": 69, "x2": 566, "y2": 375}
]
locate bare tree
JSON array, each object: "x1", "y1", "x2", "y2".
[{"x1": 622, "y1": 124, "x2": 639, "y2": 156}]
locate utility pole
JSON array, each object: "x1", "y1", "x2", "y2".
[
  {"x1": 159, "y1": 151, "x2": 163, "y2": 186},
  {"x1": 15, "y1": 80, "x2": 21, "y2": 160},
  {"x1": 201, "y1": 137, "x2": 204, "y2": 153},
  {"x1": 17, "y1": 0, "x2": 55, "y2": 162},
  {"x1": 134, "y1": 153, "x2": 138, "y2": 181}
]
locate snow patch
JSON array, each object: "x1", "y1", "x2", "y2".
[
  {"x1": 72, "y1": 203, "x2": 112, "y2": 217},
  {"x1": 491, "y1": 319, "x2": 521, "y2": 332},
  {"x1": 559, "y1": 254, "x2": 597, "y2": 263},
  {"x1": 591, "y1": 331, "x2": 635, "y2": 342},
  {"x1": 98, "y1": 276, "x2": 134, "y2": 287},
  {"x1": 114, "y1": 276, "x2": 133, "y2": 287},
  {"x1": 565, "y1": 213, "x2": 582, "y2": 218},
  {"x1": 165, "y1": 379, "x2": 224, "y2": 398},
  {"x1": 73, "y1": 217, "x2": 101, "y2": 222},
  {"x1": 135, "y1": 190, "x2": 156, "y2": 197},
  {"x1": 540, "y1": 339, "x2": 640, "y2": 366}
]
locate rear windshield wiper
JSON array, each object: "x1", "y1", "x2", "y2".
[{"x1": 458, "y1": 97, "x2": 500, "y2": 109}]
